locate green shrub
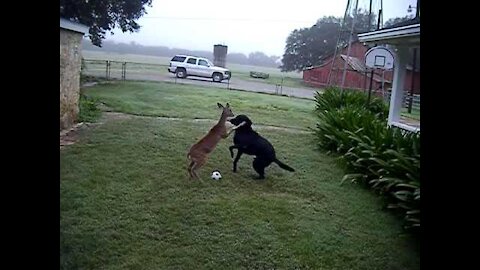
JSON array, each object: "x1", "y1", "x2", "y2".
[
  {"x1": 315, "y1": 106, "x2": 383, "y2": 153},
  {"x1": 314, "y1": 87, "x2": 420, "y2": 232},
  {"x1": 78, "y1": 94, "x2": 101, "y2": 123},
  {"x1": 314, "y1": 87, "x2": 389, "y2": 119},
  {"x1": 341, "y1": 125, "x2": 420, "y2": 230}
]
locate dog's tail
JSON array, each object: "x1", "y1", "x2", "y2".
[{"x1": 274, "y1": 158, "x2": 295, "y2": 172}]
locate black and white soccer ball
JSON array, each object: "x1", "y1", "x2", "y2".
[{"x1": 211, "y1": 170, "x2": 222, "y2": 180}]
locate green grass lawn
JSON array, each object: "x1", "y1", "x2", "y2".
[
  {"x1": 81, "y1": 81, "x2": 316, "y2": 130},
  {"x1": 61, "y1": 81, "x2": 419, "y2": 269}
]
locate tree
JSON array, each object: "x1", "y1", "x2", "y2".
[
  {"x1": 384, "y1": 15, "x2": 415, "y2": 28},
  {"x1": 228, "y1": 53, "x2": 249, "y2": 65},
  {"x1": 60, "y1": 0, "x2": 153, "y2": 47},
  {"x1": 281, "y1": 21, "x2": 340, "y2": 72},
  {"x1": 248, "y1": 52, "x2": 278, "y2": 67},
  {"x1": 281, "y1": 9, "x2": 376, "y2": 72}
]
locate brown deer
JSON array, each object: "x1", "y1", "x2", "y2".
[{"x1": 187, "y1": 103, "x2": 245, "y2": 180}]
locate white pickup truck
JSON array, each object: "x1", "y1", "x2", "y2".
[{"x1": 168, "y1": 55, "x2": 231, "y2": 82}]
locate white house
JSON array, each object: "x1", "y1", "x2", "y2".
[{"x1": 358, "y1": 17, "x2": 420, "y2": 132}]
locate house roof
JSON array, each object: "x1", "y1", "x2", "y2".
[
  {"x1": 357, "y1": 23, "x2": 420, "y2": 46},
  {"x1": 60, "y1": 18, "x2": 89, "y2": 34}
]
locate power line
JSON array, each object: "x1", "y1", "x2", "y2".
[{"x1": 141, "y1": 16, "x2": 314, "y2": 24}]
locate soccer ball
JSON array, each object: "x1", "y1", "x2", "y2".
[{"x1": 211, "y1": 170, "x2": 222, "y2": 180}]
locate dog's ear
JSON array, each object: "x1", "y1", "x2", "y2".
[
  {"x1": 217, "y1": 103, "x2": 224, "y2": 108},
  {"x1": 226, "y1": 103, "x2": 230, "y2": 108},
  {"x1": 242, "y1": 116, "x2": 252, "y2": 126}
]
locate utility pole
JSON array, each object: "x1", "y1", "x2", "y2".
[
  {"x1": 327, "y1": 0, "x2": 351, "y2": 86},
  {"x1": 340, "y1": 0, "x2": 359, "y2": 93},
  {"x1": 366, "y1": 8, "x2": 382, "y2": 106}
]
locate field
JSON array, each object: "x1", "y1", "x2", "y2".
[{"x1": 82, "y1": 50, "x2": 301, "y2": 77}]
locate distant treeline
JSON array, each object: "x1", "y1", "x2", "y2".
[{"x1": 82, "y1": 39, "x2": 281, "y2": 68}]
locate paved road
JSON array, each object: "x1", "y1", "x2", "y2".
[{"x1": 83, "y1": 70, "x2": 319, "y2": 100}]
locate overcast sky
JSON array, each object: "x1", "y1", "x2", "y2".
[{"x1": 105, "y1": 0, "x2": 417, "y2": 56}]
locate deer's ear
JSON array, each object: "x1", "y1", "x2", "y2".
[
  {"x1": 226, "y1": 103, "x2": 230, "y2": 108},
  {"x1": 217, "y1": 103, "x2": 224, "y2": 108}
]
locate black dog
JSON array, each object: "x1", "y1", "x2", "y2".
[{"x1": 228, "y1": 115, "x2": 295, "y2": 179}]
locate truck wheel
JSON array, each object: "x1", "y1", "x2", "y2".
[
  {"x1": 212, "y1": 73, "x2": 223, "y2": 82},
  {"x1": 176, "y1": 68, "x2": 186, "y2": 78}
]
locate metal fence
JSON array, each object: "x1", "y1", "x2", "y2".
[
  {"x1": 81, "y1": 59, "x2": 234, "y2": 91},
  {"x1": 384, "y1": 92, "x2": 420, "y2": 112},
  {"x1": 82, "y1": 59, "x2": 170, "y2": 80}
]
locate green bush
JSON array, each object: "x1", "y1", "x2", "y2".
[
  {"x1": 341, "y1": 124, "x2": 420, "y2": 230},
  {"x1": 315, "y1": 87, "x2": 420, "y2": 232},
  {"x1": 78, "y1": 93, "x2": 101, "y2": 123},
  {"x1": 314, "y1": 87, "x2": 389, "y2": 119},
  {"x1": 315, "y1": 106, "x2": 384, "y2": 153}
]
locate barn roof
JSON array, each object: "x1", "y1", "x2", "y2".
[
  {"x1": 304, "y1": 49, "x2": 419, "y2": 73},
  {"x1": 304, "y1": 54, "x2": 392, "y2": 84},
  {"x1": 340, "y1": 54, "x2": 366, "y2": 73},
  {"x1": 303, "y1": 40, "x2": 365, "y2": 71},
  {"x1": 303, "y1": 61, "x2": 329, "y2": 70},
  {"x1": 341, "y1": 54, "x2": 392, "y2": 83}
]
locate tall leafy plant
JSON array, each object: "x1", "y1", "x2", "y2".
[{"x1": 315, "y1": 87, "x2": 420, "y2": 231}]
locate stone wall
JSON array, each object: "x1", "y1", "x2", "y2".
[{"x1": 60, "y1": 28, "x2": 83, "y2": 130}]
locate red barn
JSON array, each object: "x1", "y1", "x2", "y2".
[{"x1": 303, "y1": 41, "x2": 420, "y2": 94}]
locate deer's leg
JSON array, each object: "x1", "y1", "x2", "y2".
[
  {"x1": 187, "y1": 161, "x2": 195, "y2": 179},
  {"x1": 224, "y1": 121, "x2": 247, "y2": 138},
  {"x1": 191, "y1": 158, "x2": 206, "y2": 180},
  {"x1": 190, "y1": 162, "x2": 200, "y2": 180},
  {"x1": 223, "y1": 127, "x2": 235, "y2": 138}
]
